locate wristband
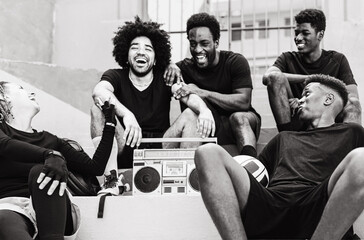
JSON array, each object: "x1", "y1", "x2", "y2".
[
  {"x1": 46, "y1": 150, "x2": 64, "y2": 159},
  {"x1": 106, "y1": 122, "x2": 116, "y2": 127}
]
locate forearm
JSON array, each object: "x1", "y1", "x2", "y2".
[
  {"x1": 93, "y1": 86, "x2": 130, "y2": 118},
  {"x1": 180, "y1": 93, "x2": 207, "y2": 114},
  {"x1": 282, "y1": 73, "x2": 308, "y2": 83},
  {"x1": 204, "y1": 90, "x2": 251, "y2": 112},
  {"x1": 62, "y1": 125, "x2": 115, "y2": 176},
  {"x1": 0, "y1": 133, "x2": 48, "y2": 163}
]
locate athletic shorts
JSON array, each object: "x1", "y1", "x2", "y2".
[
  {"x1": 117, "y1": 131, "x2": 164, "y2": 169},
  {"x1": 243, "y1": 172, "x2": 354, "y2": 239},
  {"x1": 207, "y1": 102, "x2": 261, "y2": 145},
  {"x1": 0, "y1": 192, "x2": 81, "y2": 240}
]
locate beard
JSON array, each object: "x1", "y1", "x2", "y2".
[{"x1": 129, "y1": 64, "x2": 154, "y2": 77}]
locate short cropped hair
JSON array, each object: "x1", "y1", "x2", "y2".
[
  {"x1": 305, "y1": 74, "x2": 348, "y2": 106},
  {"x1": 112, "y1": 16, "x2": 171, "y2": 71},
  {"x1": 186, "y1": 13, "x2": 220, "y2": 41},
  {"x1": 295, "y1": 9, "x2": 326, "y2": 32}
]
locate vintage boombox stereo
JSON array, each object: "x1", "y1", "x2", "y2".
[{"x1": 132, "y1": 138, "x2": 217, "y2": 196}]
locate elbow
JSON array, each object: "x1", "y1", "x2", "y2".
[{"x1": 262, "y1": 71, "x2": 282, "y2": 86}]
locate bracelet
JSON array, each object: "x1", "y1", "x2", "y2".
[{"x1": 106, "y1": 122, "x2": 116, "y2": 127}]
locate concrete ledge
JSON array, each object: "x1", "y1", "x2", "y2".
[
  {"x1": 72, "y1": 194, "x2": 364, "y2": 240},
  {"x1": 72, "y1": 195, "x2": 220, "y2": 240}
]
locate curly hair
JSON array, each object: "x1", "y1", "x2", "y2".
[
  {"x1": 112, "y1": 16, "x2": 171, "y2": 71},
  {"x1": 305, "y1": 74, "x2": 348, "y2": 106},
  {"x1": 186, "y1": 13, "x2": 220, "y2": 41},
  {"x1": 0, "y1": 81, "x2": 13, "y2": 122},
  {"x1": 295, "y1": 9, "x2": 326, "y2": 32}
]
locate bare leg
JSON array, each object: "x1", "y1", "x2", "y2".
[
  {"x1": 91, "y1": 104, "x2": 125, "y2": 162},
  {"x1": 312, "y1": 148, "x2": 364, "y2": 240},
  {"x1": 264, "y1": 72, "x2": 294, "y2": 126},
  {"x1": 163, "y1": 108, "x2": 200, "y2": 148},
  {"x1": 229, "y1": 111, "x2": 261, "y2": 151},
  {"x1": 195, "y1": 144, "x2": 251, "y2": 240}
]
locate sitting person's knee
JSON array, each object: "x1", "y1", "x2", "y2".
[
  {"x1": 262, "y1": 71, "x2": 284, "y2": 86},
  {"x1": 90, "y1": 104, "x2": 104, "y2": 121},
  {"x1": 195, "y1": 144, "x2": 222, "y2": 169},
  {"x1": 346, "y1": 148, "x2": 364, "y2": 187},
  {"x1": 180, "y1": 108, "x2": 198, "y2": 122},
  {"x1": 229, "y1": 112, "x2": 251, "y2": 127},
  {"x1": 28, "y1": 164, "x2": 43, "y2": 184}
]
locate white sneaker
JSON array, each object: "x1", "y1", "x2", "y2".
[{"x1": 98, "y1": 170, "x2": 122, "y2": 196}]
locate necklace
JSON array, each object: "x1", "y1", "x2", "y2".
[{"x1": 129, "y1": 72, "x2": 153, "y2": 87}]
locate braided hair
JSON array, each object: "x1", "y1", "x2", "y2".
[{"x1": 0, "y1": 81, "x2": 13, "y2": 122}]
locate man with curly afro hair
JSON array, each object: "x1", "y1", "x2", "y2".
[
  {"x1": 165, "y1": 12, "x2": 261, "y2": 158},
  {"x1": 90, "y1": 16, "x2": 215, "y2": 181},
  {"x1": 262, "y1": 8, "x2": 361, "y2": 132}
]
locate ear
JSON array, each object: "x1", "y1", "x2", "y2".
[
  {"x1": 318, "y1": 30, "x2": 324, "y2": 41},
  {"x1": 324, "y1": 93, "x2": 334, "y2": 106},
  {"x1": 215, "y1": 40, "x2": 219, "y2": 48}
]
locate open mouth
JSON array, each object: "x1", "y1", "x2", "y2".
[
  {"x1": 296, "y1": 43, "x2": 305, "y2": 49},
  {"x1": 135, "y1": 57, "x2": 147, "y2": 64},
  {"x1": 195, "y1": 54, "x2": 207, "y2": 64}
]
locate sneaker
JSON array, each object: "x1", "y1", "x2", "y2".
[
  {"x1": 118, "y1": 173, "x2": 131, "y2": 193},
  {"x1": 98, "y1": 170, "x2": 122, "y2": 196}
]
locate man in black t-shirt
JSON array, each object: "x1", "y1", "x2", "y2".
[
  {"x1": 262, "y1": 8, "x2": 361, "y2": 131},
  {"x1": 195, "y1": 74, "x2": 364, "y2": 239},
  {"x1": 164, "y1": 13, "x2": 261, "y2": 158},
  {"x1": 91, "y1": 17, "x2": 215, "y2": 169}
]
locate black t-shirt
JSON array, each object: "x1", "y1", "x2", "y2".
[
  {"x1": 177, "y1": 50, "x2": 256, "y2": 116},
  {"x1": 258, "y1": 123, "x2": 364, "y2": 200},
  {"x1": 273, "y1": 50, "x2": 356, "y2": 98},
  {"x1": 0, "y1": 122, "x2": 115, "y2": 198},
  {"x1": 101, "y1": 69, "x2": 171, "y2": 133}
]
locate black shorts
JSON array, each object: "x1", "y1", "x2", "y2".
[
  {"x1": 243, "y1": 172, "x2": 354, "y2": 239},
  {"x1": 117, "y1": 131, "x2": 164, "y2": 169},
  {"x1": 207, "y1": 102, "x2": 261, "y2": 145}
]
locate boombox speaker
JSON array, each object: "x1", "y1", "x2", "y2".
[{"x1": 132, "y1": 138, "x2": 217, "y2": 196}]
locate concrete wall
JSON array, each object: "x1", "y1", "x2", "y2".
[
  {"x1": 0, "y1": 0, "x2": 55, "y2": 63},
  {"x1": 0, "y1": 59, "x2": 101, "y2": 114},
  {"x1": 52, "y1": 0, "x2": 146, "y2": 71}
]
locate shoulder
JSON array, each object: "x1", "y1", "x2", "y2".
[
  {"x1": 221, "y1": 51, "x2": 247, "y2": 62},
  {"x1": 177, "y1": 58, "x2": 194, "y2": 69},
  {"x1": 102, "y1": 68, "x2": 127, "y2": 78},
  {"x1": 322, "y1": 50, "x2": 348, "y2": 62}
]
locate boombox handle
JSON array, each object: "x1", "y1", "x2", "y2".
[{"x1": 139, "y1": 137, "x2": 217, "y2": 144}]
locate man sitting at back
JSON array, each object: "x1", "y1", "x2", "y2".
[
  {"x1": 165, "y1": 13, "x2": 261, "y2": 157},
  {"x1": 263, "y1": 8, "x2": 361, "y2": 132},
  {"x1": 195, "y1": 74, "x2": 364, "y2": 239}
]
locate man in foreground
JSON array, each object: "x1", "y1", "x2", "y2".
[{"x1": 195, "y1": 74, "x2": 364, "y2": 239}]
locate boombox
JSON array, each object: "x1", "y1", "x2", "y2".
[{"x1": 132, "y1": 138, "x2": 217, "y2": 196}]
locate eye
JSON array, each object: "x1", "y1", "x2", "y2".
[{"x1": 189, "y1": 41, "x2": 197, "y2": 48}]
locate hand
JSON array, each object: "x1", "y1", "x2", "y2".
[
  {"x1": 101, "y1": 99, "x2": 116, "y2": 126},
  {"x1": 173, "y1": 83, "x2": 205, "y2": 100},
  {"x1": 122, "y1": 111, "x2": 142, "y2": 148},
  {"x1": 163, "y1": 63, "x2": 182, "y2": 86},
  {"x1": 37, "y1": 151, "x2": 68, "y2": 196},
  {"x1": 197, "y1": 109, "x2": 215, "y2": 138},
  {"x1": 289, "y1": 98, "x2": 299, "y2": 117}
]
